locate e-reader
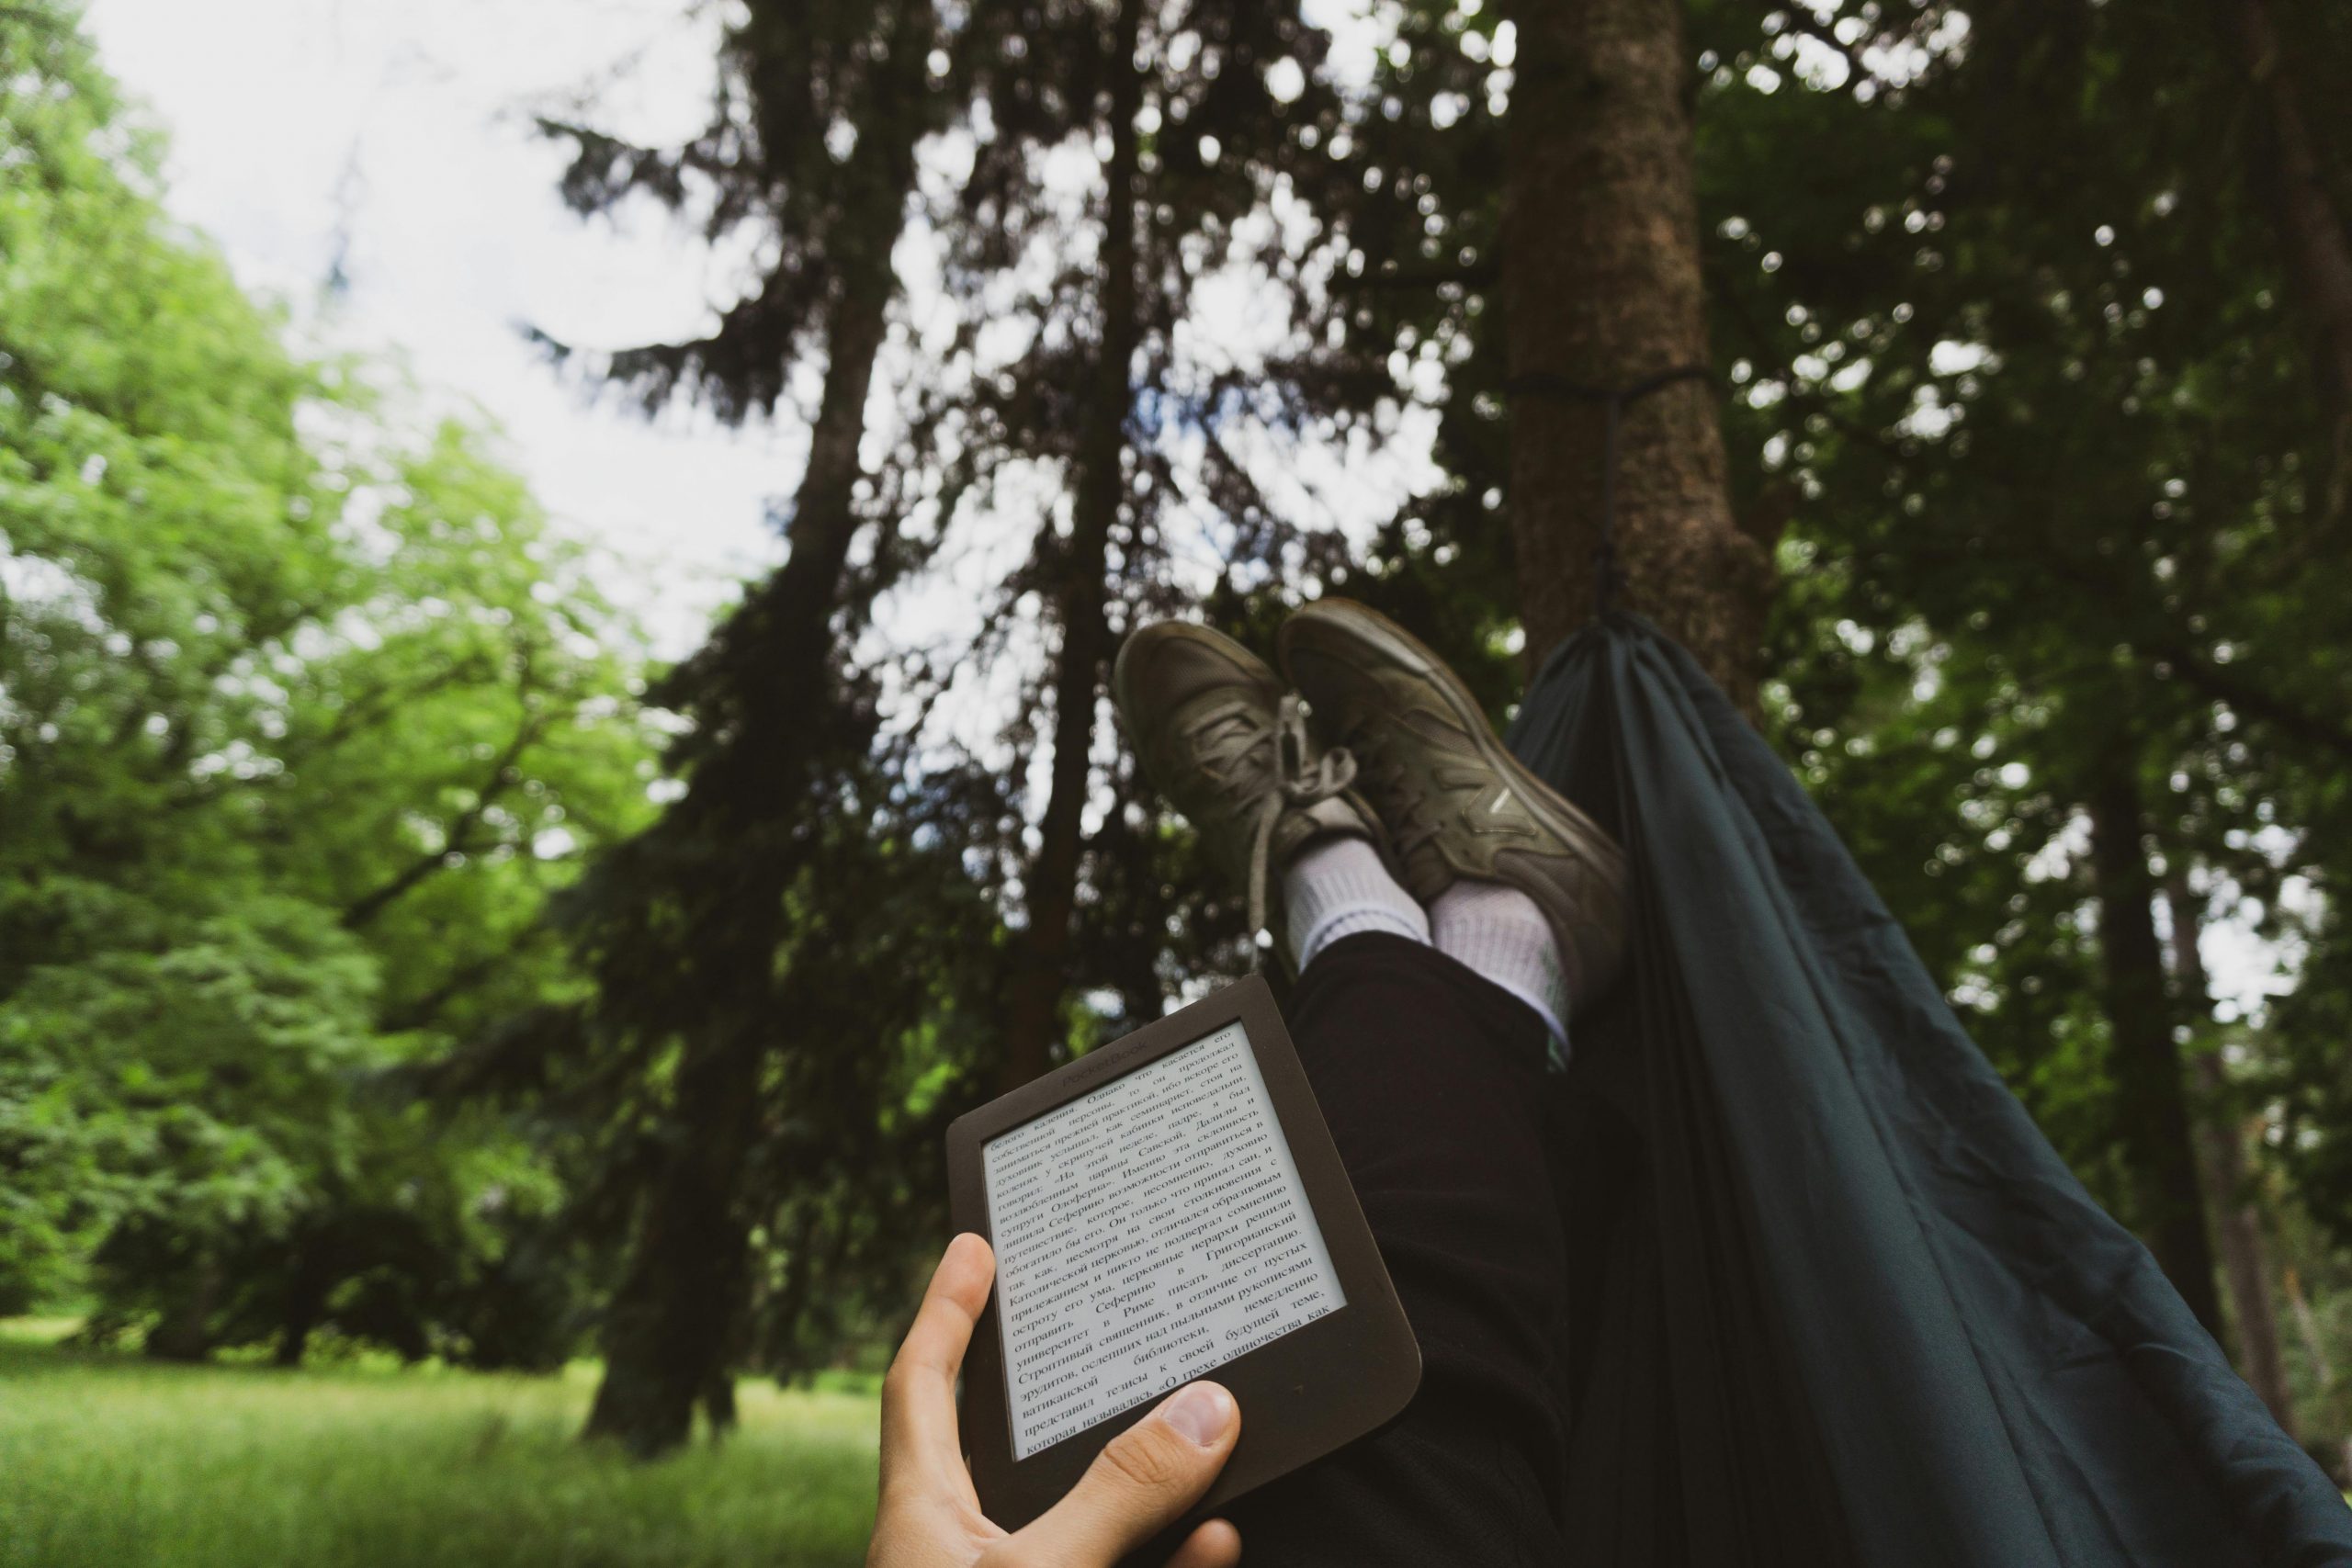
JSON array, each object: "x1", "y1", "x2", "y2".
[{"x1": 944, "y1": 976, "x2": 1420, "y2": 1532}]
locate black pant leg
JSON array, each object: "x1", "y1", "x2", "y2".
[{"x1": 1224, "y1": 932, "x2": 1570, "y2": 1567}]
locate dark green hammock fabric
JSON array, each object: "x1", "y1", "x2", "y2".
[{"x1": 1506, "y1": 614, "x2": 2352, "y2": 1567}]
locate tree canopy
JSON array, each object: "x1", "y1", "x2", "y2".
[{"x1": 0, "y1": 9, "x2": 656, "y2": 1367}]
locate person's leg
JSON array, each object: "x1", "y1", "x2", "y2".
[
  {"x1": 1430, "y1": 877, "x2": 1573, "y2": 1047},
  {"x1": 1111, "y1": 608, "x2": 1620, "y2": 1565},
  {"x1": 1225, "y1": 931, "x2": 1569, "y2": 1567}
]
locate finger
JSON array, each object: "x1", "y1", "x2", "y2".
[
  {"x1": 879, "y1": 1233, "x2": 994, "y2": 1491},
  {"x1": 1164, "y1": 1518, "x2": 1243, "y2": 1568},
  {"x1": 1010, "y1": 1382, "x2": 1240, "y2": 1566}
]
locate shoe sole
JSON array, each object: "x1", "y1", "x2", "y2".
[{"x1": 1279, "y1": 598, "x2": 1623, "y2": 893}]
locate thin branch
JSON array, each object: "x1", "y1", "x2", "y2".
[{"x1": 341, "y1": 699, "x2": 547, "y2": 931}]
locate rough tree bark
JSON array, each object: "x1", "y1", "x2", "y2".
[
  {"x1": 2165, "y1": 876, "x2": 2298, "y2": 1435},
  {"x1": 996, "y1": 0, "x2": 1144, "y2": 1093},
  {"x1": 1499, "y1": 0, "x2": 1772, "y2": 706},
  {"x1": 2222, "y1": 0, "x2": 2352, "y2": 519},
  {"x1": 2086, "y1": 761, "x2": 2224, "y2": 1338},
  {"x1": 582, "y1": 51, "x2": 917, "y2": 1454}
]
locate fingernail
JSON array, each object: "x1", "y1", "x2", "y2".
[{"x1": 1160, "y1": 1382, "x2": 1235, "y2": 1447}]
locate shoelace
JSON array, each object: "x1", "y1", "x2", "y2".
[
  {"x1": 1361, "y1": 747, "x2": 1442, "y2": 863},
  {"x1": 1241, "y1": 694, "x2": 1358, "y2": 967}
]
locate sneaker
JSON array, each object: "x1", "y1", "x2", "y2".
[
  {"x1": 1277, "y1": 598, "x2": 1627, "y2": 1011},
  {"x1": 1113, "y1": 620, "x2": 1382, "y2": 969}
]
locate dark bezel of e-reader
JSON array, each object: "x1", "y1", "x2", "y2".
[{"x1": 944, "y1": 975, "x2": 1421, "y2": 1532}]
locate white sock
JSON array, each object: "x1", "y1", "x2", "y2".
[
  {"x1": 1283, "y1": 837, "x2": 1429, "y2": 969},
  {"x1": 1430, "y1": 879, "x2": 1570, "y2": 1053}
]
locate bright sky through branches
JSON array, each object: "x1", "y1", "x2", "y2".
[{"x1": 85, "y1": 0, "x2": 790, "y2": 660}]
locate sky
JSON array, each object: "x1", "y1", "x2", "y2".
[{"x1": 85, "y1": 0, "x2": 792, "y2": 659}]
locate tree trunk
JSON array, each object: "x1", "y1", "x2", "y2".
[
  {"x1": 581, "y1": 55, "x2": 915, "y2": 1453},
  {"x1": 2283, "y1": 1268, "x2": 2349, "y2": 1480},
  {"x1": 2165, "y1": 876, "x2": 2298, "y2": 1436},
  {"x1": 1498, "y1": 0, "x2": 1771, "y2": 705},
  {"x1": 996, "y1": 0, "x2": 1145, "y2": 1093},
  {"x1": 701, "y1": 1365, "x2": 740, "y2": 1438},
  {"x1": 2086, "y1": 761, "x2": 2223, "y2": 1337},
  {"x1": 143, "y1": 1258, "x2": 221, "y2": 1363},
  {"x1": 274, "y1": 1247, "x2": 331, "y2": 1369},
  {"x1": 2222, "y1": 0, "x2": 2352, "y2": 520},
  {"x1": 583, "y1": 1032, "x2": 763, "y2": 1455},
  {"x1": 273, "y1": 1315, "x2": 313, "y2": 1370}
]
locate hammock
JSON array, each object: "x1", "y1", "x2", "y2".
[{"x1": 1508, "y1": 613, "x2": 2352, "y2": 1567}]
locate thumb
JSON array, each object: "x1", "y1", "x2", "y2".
[{"x1": 1009, "y1": 1382, "x2": 1240, "y2": 1565}]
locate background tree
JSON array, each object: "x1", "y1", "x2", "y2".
[
  {"x1": 0, "y1": 7, "x2": 652, "y2": 1363},
  {"x1": 528, "y1": 0, "x2": 1006, "y2": 1456},
  {"x1": 939, "y1": 0, "x2": 1352, "y2": 1085},
  {"x1": 1699, "y1": 0, "x2": 2349, "y2": 1400}
]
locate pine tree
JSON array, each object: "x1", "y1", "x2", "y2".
[
  {"x1": 537, "y1": 0, "x2": 1357, "y2": 1448},
  {"x1": 1712, "y1": 0, "x2": 2351, "y2": 1362},
  {"x1": 939, "y1": 0, "x2": 1350, "y2": 1082},
  {"x1": 533, "y1": 0, "x2": 966, "y2": 1456}
]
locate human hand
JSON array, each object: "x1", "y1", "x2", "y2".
[{"x1": 866, "y1": 1233, "x2": 1244, "y2": 1568}]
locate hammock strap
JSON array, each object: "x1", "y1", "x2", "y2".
[{"x1": 1503, "y1": 365, "x2": 1715, "y2": 616}]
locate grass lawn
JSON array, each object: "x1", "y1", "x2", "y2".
[{"x1": 0, "y1": 1320, "x2": 878, "y2": 1568}]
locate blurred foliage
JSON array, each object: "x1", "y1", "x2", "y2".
[
  {"x1": 0, "y1": 8, "x2": 657, "y2": 1364},
  {"x1": 1684, "y1": 0, "x2": 2352, "y2": 1236},
  {"x1": 521, "y1": 0, "x2": 1012, "y2": 1455}
]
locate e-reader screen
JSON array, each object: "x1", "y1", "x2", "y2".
[{"x1": 981, "y1": 1020, "x2": 1347, "y2": 1460}]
